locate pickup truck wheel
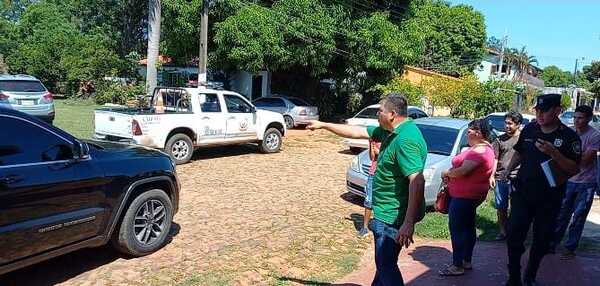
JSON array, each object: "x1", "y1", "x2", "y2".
[
  {"x1": 166, "y1": 134, "x2": 193, "y2": 164},
  {"x1": 112, "y1": 189, "x2": 173, "y2": 257},
  {"x1": 259, "y1": 128, "x2": 282, "y2": 153},
  {"x1": 284, "y1": 116, "x2": 294, "y2": 129}
]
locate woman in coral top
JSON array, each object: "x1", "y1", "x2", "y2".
[{"x1": 439, "y1": 119, "x2": 496, "y2": 276}]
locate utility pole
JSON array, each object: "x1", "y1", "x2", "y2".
[
  {"x1": 198, "y1": 0, "x2": 209, "y2": 86},
  {"x1": 572, "y1": 57, "x2": 585, "y2": 107},
  {"x1": 498, "y1": 31, "x2": 508, "y2": 78}
]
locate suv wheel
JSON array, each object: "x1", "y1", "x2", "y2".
[
  {"x1": 165, "y1": 133, "x2": 193, "y2": 164},
  {"x1": 284, "y1": 116, "x2": 294, "y2": 129},
  {"x1": 112, "y1": 189, "x2": 173, "y2": 256},
  {"x1": 259, "y1": 128, "x2": 282, "y2": 153}
]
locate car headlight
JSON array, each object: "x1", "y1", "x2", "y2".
[
  {"x1": 350, "y1": 156, "x2": 361, "y2": 173},
  {"x1": 423, "y1": 168, "x2": 435, "y2": 182}
]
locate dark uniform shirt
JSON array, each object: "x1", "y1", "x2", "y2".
[{"x1": 513, "y1": 122, "x2": 581, "y2": 202}]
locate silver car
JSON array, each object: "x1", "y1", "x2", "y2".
[
  {"x1": 346, "y1": 117, "x2": 472, "y2": 206},
  {"x1": 253, "y1": 95, "x2": 319, "y2": 129},
  {"x1": 559, "y1": 110, "x2": 600, "y2": 129},
  {"x1": 0, "y1": 74, "x2": 55, "y2": 123}
]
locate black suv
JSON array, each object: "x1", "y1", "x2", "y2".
[{"x1": 0, "y1": 108, "x2": 180, "y2": 275}]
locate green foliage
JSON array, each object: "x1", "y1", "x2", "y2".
[
  {"x1": 213, "y1": 4, "x2": 286, "y2": 72},
  {"x1": 0, "y1": 54, "x2": 7, "y2": 74},
  {"x1": 583, "y1": 61, "x2": 600, "y2": 97},
  {"x1": 422, "y1": 75, "x2": 516, "y2": 118},
  {"x1": 405, "y1": 0, "x2": 487, "y2": 76},
  {"x1": 161, "y1": 0, "x2": 202, "y2": 64},
  {"x1": 374, "y1": 77, "x2": 424, "y2": 106},
  {"x1": 5, "y1": 1, "x2": 125, "y2": 95},
  {"x1": 541, "y1": 65, "x2": 572, "y2": 87},
  {"x1": 560, "y1": 91, "x2": 572, "y2": 110},
  {"x1": 94, "y1": 81, "x2": 145, "y2": 105}
]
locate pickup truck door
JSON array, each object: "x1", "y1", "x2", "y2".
[
  {"x1": 223, "y1": 93, "x2": 258, "y2": 140},
  {"x1": 0, "y1": 115, "x2": 107, "y2": 265},
  {"x1": 196, "y1": 93, "x2": 226, "y2": 143}
]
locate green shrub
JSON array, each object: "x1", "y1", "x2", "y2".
[
  {"x1": 561, "y1": 91, "x2": 572, "y2": 110},
  {"x1": 374, "y1": 77, "x2": 425, "y2": 106},
  {"x1": 94, "y1": 81, "x2": 145, "y2": 105}
]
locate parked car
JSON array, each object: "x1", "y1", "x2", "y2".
[
  {"x1": 0, "y1": 74, "x2": 55, "y2": 124},
  {"x1": 0, "y1": 107, "x2": 180, "y2": 275},
  {"x1": 560, "y1": 110, "x2": 600, "y2": 129},
  {"x1": 252, "y1": 95, "x2": 319, "y2": 129},
  {"x1": 346, "y1": 117, "x2": 473, "y2": 206},
  {"x1": 342, "y1": 104, "x2": 429, "y2": 152},
  {"x1": 485, "y1": 112, "x2": 536, "y2": 135},
  {"x1": 94, "y1": 87, "x2": 286, "y2": 165},
  {"x1": 559, "y1": 110, "x2": 575, "y2": 126}
]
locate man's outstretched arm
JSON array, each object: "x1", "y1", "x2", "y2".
[{"x1": 306, "y1": 120, "x2": 370, "y2": 139}]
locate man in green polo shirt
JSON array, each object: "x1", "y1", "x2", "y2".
[{"x1": 307, "y1": 93, "x2": 427, "y2": 286}]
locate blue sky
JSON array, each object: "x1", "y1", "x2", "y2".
[{"x1": 447, "y1": 0, "x2": 600, "y2": 72}]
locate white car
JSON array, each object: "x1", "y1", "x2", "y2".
[
  {"x1": 94, "y1": 87, "x2": 286, "y2": 164},
  {"x1": 485, "y1": 112, "x2": 536, "y2": 135},
  {"x1": 343, "y1": 104, "x2": 428, "y2": 152},
  {"x1": 346, "y1": 117, "x2": 472, "y2": 206}
]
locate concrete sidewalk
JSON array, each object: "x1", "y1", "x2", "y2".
[{"x1": 336, "y1": 200, "x2": 600, "y2": 286}]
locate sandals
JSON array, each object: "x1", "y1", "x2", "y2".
[{"x1": 438, "y1": 265, "x2": 465, "y2": 276}]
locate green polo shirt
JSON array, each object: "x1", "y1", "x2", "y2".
[{"x1": 367, "y1": 119, "x2": 427, "y2": 225}]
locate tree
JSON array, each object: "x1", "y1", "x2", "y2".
[
  {"x1": 6, "y1": 2, "x2": 122, "y2": 94},
  {"x1": 213, "y1": 4, "x2": 286, "y2": 72},
  {"x1": 146, "y1": 0, "x2": 161, "y2": 95},
  {"x1": 486, "y1": 36, "x2": 503, "y2": 52},
  {"x1": 405, "y1": 0, "x2": 487, "y2": 76},
  {"x1": 374, "y1": 77, "x2": 425, "y2": 106},
  {"x1": 347, "y1": 12, "x2": 422, "y2": 85},
  {"x1": 540, "y1": 65, "x2": 571, "y2": 87},
  {"x1": 505, "y1": 46, "x2": 538, "y2": 82},
  {"x1": 582, "y1": 61, "x2": 600, "y2": 97}
]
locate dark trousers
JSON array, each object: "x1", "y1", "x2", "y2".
[
  {"x1": 507, "y1": 191, "x2": 561, "y2": 281},
  {"x1": 448, "y1": 196, "x2": 481, "y2": 267},
  {"x1": 369, "y1": 218, "x2": 404, "y2": 286}
]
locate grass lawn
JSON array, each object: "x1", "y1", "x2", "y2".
[
  {"x1": 53, "y1": 99, "x2": 100, "y2": 139},
  {"x1": 416, "y1": 195, "x2": 500, "y2": 241}
]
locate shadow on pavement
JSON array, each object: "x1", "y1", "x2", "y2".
[
  {"x1": 0, "y1": 222, "x2": 181, "y2": 285},
  {"x1": 191, "y1": 144, "x2": 260, "y2": 161},
  {"x1": 340, "y1": 192, "x2": 364, "y2": 207},
  {"x1": 277, "y1": 276, "x2": 361, "y2": 286}
]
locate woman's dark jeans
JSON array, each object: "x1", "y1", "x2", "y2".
[{"x1": 448, "y1": 196, "x2": 481, "y2": 267}]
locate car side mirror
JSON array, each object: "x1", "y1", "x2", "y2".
[
  {"x1": 72, "y1": 141, "x2": 90, "y2": 160},
  {"x1": 251, "y1": 106, "x2": 257, "y2": 113}
]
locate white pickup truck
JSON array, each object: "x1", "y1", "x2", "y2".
[{"x1": 94, "y1": 87, "x2": 286, "y2": 164}]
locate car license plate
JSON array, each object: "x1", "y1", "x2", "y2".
[{"x1": 20, "y1": 100, "x2": 35, "y2": 105}]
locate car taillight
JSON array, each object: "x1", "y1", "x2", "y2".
[
  {"x1": 0, "y1": 92, "x2": 8, "y2": 101},
  {"x1": 299, "y1": 109, "x2": 307, "y2": 116},
  {"x1": 42, "y1": 92, "x2": 54, "y2": 103},
  {"x1": 132, "y1": 119, "x2": 143, "y2": 136}
]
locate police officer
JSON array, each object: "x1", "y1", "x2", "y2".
[{"x1": 500, "y1": 94, "x2": 581, "y2": 286}]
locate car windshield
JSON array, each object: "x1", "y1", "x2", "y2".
[
  {"x1": 561, "y1": 112, "x2": 573, "y2": 118},
  {"x1": 416, "y1": 124, "x2": 459, "y2": 156},
  {"x1": 487, "y1": 115, "x2": 505, "y2": 131},
  {"x1": 355, "y1": 107, "x2": 378, "y2": 119},
  {"x1": 287, "y1": 97, "x2": 310, "y2": 106},
  {"x1": 0, "y1": 80, "x2": 46, "y2": 92}
]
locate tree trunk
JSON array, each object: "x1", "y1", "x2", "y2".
[{"x1": 146, "y1": 0, "x2": 161, "y2": 95}]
